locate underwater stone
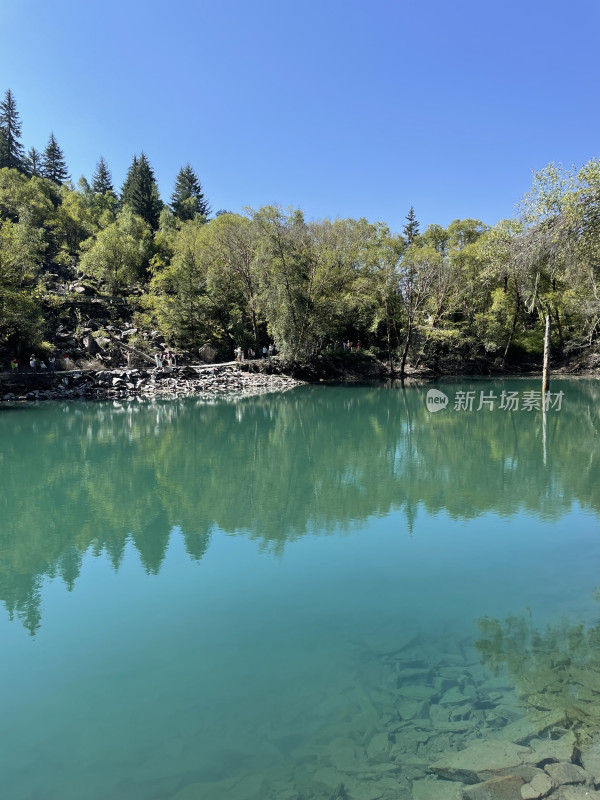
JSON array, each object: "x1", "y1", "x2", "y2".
[
  {"x1": 429, "y1": 740, "x2": 532, "y2": 784},
  {"x1": 496, "y1": 711, "x2": 567, "y2": 744},
  {"x1": 581, "y1": 740, "x2": 600, "y2": 785},
  {"x1": 463, "y1": 775, "x2": 525, "y2": 800},
  {"x1": 520, "y1": 771, "x2": 553, "y2": 799},
  {"x1": 544, "y1": 762, "x2": 588, "y2": 786},
  {"x1": 529, "y1": 731, "x2": 576, "y2": 764},
  {"x1": 412, "y1": 778, "x2": 463, "y2": 800},
  {"x1": 558, "y1": 788, "x2": 600, "y2": 800}
]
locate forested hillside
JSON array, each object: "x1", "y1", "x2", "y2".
[{"x1": 1, "y1": 88, "x2": 599, "y2": 372}]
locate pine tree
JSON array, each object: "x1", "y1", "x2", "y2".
[
  {"x1": 171, "y1": 163, "x2": 210, "y2": 220},
  {"x1": 92, "y1": 156, "x2": 114, "y2": 194},
  {"x1": 403, "y1": 206, "x2": 420, "y2": 245},
  {"x1": 120, "y1": 154, "x2": 138, "y2": 207},
  {"x1": 0, "y1": 89, "x2": 25, "y2": 171},
  {"x1": 120, "y1": 152, "x2": 162, "y2": 229},
  {"x1": 42, "y1": 132, "x2": 70, "y2": 184},
  {"x1": 24, "y1": 147, "x2": 42, "y2": 176}
]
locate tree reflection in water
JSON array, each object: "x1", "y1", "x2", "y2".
[{"x1": 1, "y1": 378, "x2": 599, "y2": 634}]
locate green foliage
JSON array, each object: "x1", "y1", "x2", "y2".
[
  {"x1": 24, "y1": 147, "x2": 42, "y2": 177},
  {"x1": 41, "y1": 132, "x2": 69, "y2": 184},
  {"x1": 92, "y1": 156, "x2": 114, "y2": 194},
  {"x1": 1, "y1": 111, "x2": 600, "y2": 367},
  {"x1": 0, "y1": 216, "x2": 46, "y2": 345},
  {"x1": 252, "y1": 207, "x2": 371, "y2": 357},
  {"x1": 79, "y1": 208, "x2": 151, "y2": 295},
  {"x1": 171, "y1": 163, "x2": 210, "y2": 221},
  {"x1": 0, "y1": 89, "x2": 25, "y2": 171},
  {"x1": 403, "y1": 205, "x2": 420, "y2": 245},
  {"x1": 121, "y1": 152, "x2": 162, "y2": 229},
  {"x1": 150, "y1": 217, "x2": 216, "y2": 349}
]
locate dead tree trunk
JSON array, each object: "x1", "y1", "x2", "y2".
[{"x1": 542, "y1": 314, "x2": 550, "y2": 393}]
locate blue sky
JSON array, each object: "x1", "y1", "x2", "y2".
[{"x1": 1, "y1": 0, "x2": 599, "y2": 233}]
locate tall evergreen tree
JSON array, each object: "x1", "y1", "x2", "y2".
[
  {"x1": 170, "y1": 163, "x2": 210, "y2": 221},
  {"x1": 120, "y1": 154, "x2": 138, "y2": 207},
  {"x1": 120, "y1": 152, "x2": 162, "y2": 229},
  {"x1": 42, "y1": 132, "x2": 70, "y2": 184},
  {"x1": 403, "y1": 206, "x2": 420, "y2": 245},
  {"x1": 24, "y1": 147, "x2": 43, "y2": 177},
  {"x1": 0, "y1": 89, "x2": 25, "y2": 171},
  {"x1": 92, "y1": 156, "x2": 114, "y2": 194}
]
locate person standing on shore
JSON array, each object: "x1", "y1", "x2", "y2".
[{"x1": 49, "y1": 355, "x2": 55, "y2": 371}]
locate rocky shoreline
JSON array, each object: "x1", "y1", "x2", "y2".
[{"x1": 0, "y1": 363, "x2": 303, "y2": 403}]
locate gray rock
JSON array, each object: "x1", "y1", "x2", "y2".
[
  {"x1": 556, "y1": 788, "x2": 600, "y2": 800},
  {"x1": 496, "y1": 711, "x2": 567, "y2": 744},
  {"x1": 544, "y1": 762, "x2": 588, "y2": 786},
  {"x1": 529, "y1": 732, "x2": 576, "y2": 764},
  {"x1": 413, "y1": 778, "x2": 463, "y2": 800},
  {"x1": 520, "y1": 772, "x2": 553, "y2": 799},
  {"x1": 429, "y1": 740, "x2": 532, "y2": 784},
  {"x1": 463, "y1": 775, "x2": 525, "y2": 800},
  {"x1": 581, "y1": 741, "x2": 600, "y2": 785}
]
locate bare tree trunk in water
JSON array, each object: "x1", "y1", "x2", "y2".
[{"x1": 542, "y1": 313, "x2": 550, "y2": 393}]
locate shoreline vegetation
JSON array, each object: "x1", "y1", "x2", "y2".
[
  {"x1": 2, "y1": 88, "x2": 600, "y2": 392},
  {"x1": 1, "y1": 350, "x2": 597, "y2": 404}
]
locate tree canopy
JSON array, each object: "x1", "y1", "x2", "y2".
[{"x1": 1, "y1": 85, "x2": 600, "y2": 371}]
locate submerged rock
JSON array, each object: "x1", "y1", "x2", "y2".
[
  {"x1": 429, "y1": 740, "x2": 532, "y2": 784},
  {"x1": 529, "y1": 731, "x2": 576, "y2": 764},
  {"x1": 544, "y1": 762, "x2": 588, "y2": 787},
  {"x1": 413, "y1": 777, "x2": 463, "y2": 800},
  {"x1": 463, "y1": 775, "x2": 525, "y2": 800},
  {"x1": 520, "y1": 771, "x2": 553, "y2": 799}
]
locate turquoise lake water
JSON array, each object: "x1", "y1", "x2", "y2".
[{"x1": 1, "y1": 379, "x2": 599, "y2": 799}]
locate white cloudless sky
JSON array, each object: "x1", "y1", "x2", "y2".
[{"x1": 1, "y1": 0, "x2": 599, "y2": 232}]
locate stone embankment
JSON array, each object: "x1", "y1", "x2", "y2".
[{"x1": 0, "y1": 364, "x2": 303, "y2": 403}]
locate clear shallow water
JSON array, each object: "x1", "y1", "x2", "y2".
[{"x1": 1, "y1": 379, "x2": 600, "y2": 800}]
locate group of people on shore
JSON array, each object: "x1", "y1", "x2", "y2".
[
  {"x1": 234, "y1": 344, "x2": 276, "y2": 362},
  {"x1": 154, "y1": 350, "x2": 177, "y2": 368},
  {"x1": 10, "y1": 353, "x2": 69, "y2": 372}
]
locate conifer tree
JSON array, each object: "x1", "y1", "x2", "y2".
[
  {"x1": 120, "y1": 152, "x2": 162, "y2": 229},
  {"x1": 24, "y1": 147, "x2": 43, "y2": 176},
  {"x1": 0, "y1": 89, "x2": 25, "y2": 171},
  {"x1": 92, "y1": 156, "x2": 114, "y2": 194},
  {"x1": 171, "y1": 163, "x2": 210, "y2": 220},
  {"x1": 403, "y1": 206, "x2": 420, "y2": 245},
  {"x1": 42, "y1": 132, "x2": 70, "y2": 184},
  {"x1": 120, "y1": 155, "x2": 138, "y2": 207}
]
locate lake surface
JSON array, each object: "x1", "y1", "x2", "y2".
[{"x1": 1, "y1": 378, "x2": 599, "y2": 800}]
